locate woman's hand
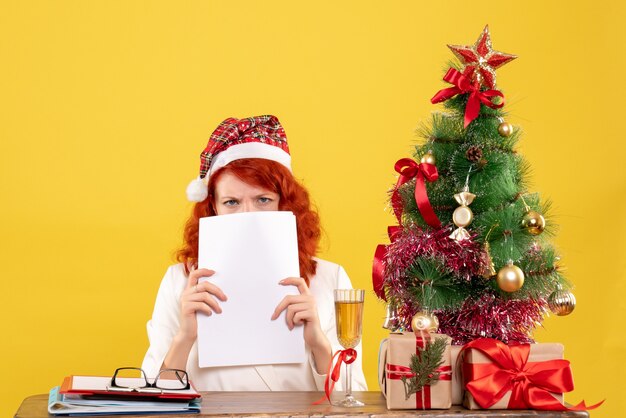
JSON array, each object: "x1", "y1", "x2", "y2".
[
  {"x1": 177, "y1": 268, "x2": 228, "y2": 343},
  {"x1": 162, "y1": 268, "x2": 227, "y2": 372},
  {"x1": 271, "y1": 277, "x2": 331, "y2": 373}
]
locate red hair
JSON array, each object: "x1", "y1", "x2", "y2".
[{"x1": 176, "y1": 159, "x2": 321, "y2": 283}]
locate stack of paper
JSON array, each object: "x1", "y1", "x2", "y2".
[
  {"x1": 196, "y1": 211, "x2": 305, "y2": 368},
  {"x1": 48, "y1": 375, "x2": 201, "y2": 416}
]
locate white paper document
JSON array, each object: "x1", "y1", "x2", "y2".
[{"x1": 197, "y1": 211, "x2": 305, "y2": 368}]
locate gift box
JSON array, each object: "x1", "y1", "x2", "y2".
[
  {"x1": 462, "y1": 338, "x2": 572, "y2": 410},
  {"x1": 450, "y1": 344, "x2": 463, "y2": 405},
  {"x1": 378, "y1": 332, "x2": 452, "y2": 409}
]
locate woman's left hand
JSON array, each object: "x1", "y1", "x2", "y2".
[{"x1": 271, "y1": 277, "x2": 331, "y2": 359}]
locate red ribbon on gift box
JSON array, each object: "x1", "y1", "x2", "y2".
[
  {"x1": 461, "y1": 338, "x2": 603, "y2": 411},
  {"x1": 386, "y1": 364, "x2": 452, "y2": 409},
  {"x1": 431, "y1": 68, "x2": 505, "y2": 128},
  {"x1": 384, "y1": 336, "x2": 451, "y2": 409}
]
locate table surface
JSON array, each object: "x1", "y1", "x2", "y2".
[{"x1": 15, "y1": 391, "x2": 590, "y2": 418}]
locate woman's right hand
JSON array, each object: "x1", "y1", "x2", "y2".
[{"x1": 177, "y1": 268, "x2": 228, "y2": 342}]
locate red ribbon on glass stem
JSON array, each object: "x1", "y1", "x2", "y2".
[
  {"x1": 462, "y1": 338, "x2": 603, "y2": 411},
  {"x1": 314, "y1": 348, "x2": 357, "y2": 405},
  {"x1": 391, "y1": 158, "x2": 441, "y2": 229},
  {"x1": 431, "y1": 68, "x2": 505, "y2": 128}
]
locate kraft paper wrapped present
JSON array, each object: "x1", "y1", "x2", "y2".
[
  {"x1": 462, "y1": 338, "x2": 569, "y2": 410},
  {"x1": 450, "y1": 344, "x2": 463, "y2": 405},
  {"x1": 378, "y1": 332, "x2": 452, "y2": 410}
]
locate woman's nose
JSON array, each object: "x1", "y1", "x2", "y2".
[{"x1": 241, "y1": 200, "x2": 257, "y2": 213}]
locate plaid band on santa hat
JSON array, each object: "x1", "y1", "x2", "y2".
[{"x1": 186, "y1": 115, "x2": 292, "y2": 202}]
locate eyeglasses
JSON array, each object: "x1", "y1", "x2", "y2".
[{"x1": 107, "y1": 367, "x2": 190, "y2": 393}]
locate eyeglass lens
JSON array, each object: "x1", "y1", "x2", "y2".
[
  {"x1": 112, "y1": 367, "x2": 189, "y2": 390},
  {"x1": 112, "y1": 367, "x2": 149, "y2": 388},
  {"x1": 155, "y1": 369, "x2": 189, "y2": 390}
]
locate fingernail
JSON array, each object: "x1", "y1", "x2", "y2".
[{"x1": 278, "y1": 279, "x2": 285, "y2": 284}]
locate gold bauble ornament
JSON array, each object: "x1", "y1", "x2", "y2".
[
  {"x1": 411, "y1": 311, "x2": 439, "y2": 333},
  {"x1": 496, "y1": 262, "x2": 525, "y2": 292},
  {"x1": 548, "y1": 289, "x2": 576, "y2": 316},
  {"x1": 522, "y1": 210, "x2": 546, "y2": 235},
  {"x1": 498, "y1": 122, "x2": 513, "y2": 137},
  {"x1": 420, "y1": 151, "x2": 436, "y2": 165}
]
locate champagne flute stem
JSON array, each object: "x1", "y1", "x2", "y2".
[{"x1": 345, "y1": 362, "x2": 352, "y2": 398}]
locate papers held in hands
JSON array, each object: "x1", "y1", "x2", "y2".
[{"x1": 197, "y1": 211, "x2": 305, "y2": 368}]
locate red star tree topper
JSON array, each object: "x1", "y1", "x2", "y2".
[{"x1": 447, "y1": 25, "x2": 517, "y2": 89}]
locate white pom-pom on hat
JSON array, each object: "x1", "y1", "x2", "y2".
[{"x1": 186, "y1": 176, "x2": 208, "y2": 202}]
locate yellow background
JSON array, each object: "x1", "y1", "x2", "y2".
[{"x1": 1, "y1": 1, "x2": 623, "y2": 416}]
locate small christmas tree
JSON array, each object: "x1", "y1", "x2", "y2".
[{"x1": 374, "y1": 26, "x2": 576, "y2": 344}]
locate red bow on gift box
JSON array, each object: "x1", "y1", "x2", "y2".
[
  {"x1": 462, "y1": 338, "x2": 603, "y2": 411},
  {"x1": 383, "y1": 335, "x2": 451, "y2": 409},
  {"x1": 385, "y1": 363, "x2": 452, "y2": 409},
  {"x1": 431, "y1": 68, "x2": 505, "y2": 128},
  {"x1": 386, "y1": 362, "x2": 452, "y2": 409}
]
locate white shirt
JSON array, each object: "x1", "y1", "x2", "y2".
[{"x1": 142, "y1": 258, "x2": 368, "y2": 391}]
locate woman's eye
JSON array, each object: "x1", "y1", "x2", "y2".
[
  {"x1": 223, "y1": 199, "x2": 238, "y2": 206},
  {"x1": 258, "y1": 197, "x2": 272, "y2": 204}
]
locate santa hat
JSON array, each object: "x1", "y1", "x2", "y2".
[{"x1": 186, "y1": 115, "x2": 292, "y2": 202}]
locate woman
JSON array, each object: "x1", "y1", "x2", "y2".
[{"x1": 142, "y1": 115, "x2": 367, "y2": 391}]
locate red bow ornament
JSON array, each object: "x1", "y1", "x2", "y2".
[
  {"x1": 373, "y1": 159, "x2": 441, "y2": 301},
  {"x1": 431, "y1": 68, "x2": 505, "y2": 128},
  {"x1": 372, "y1": 226, "x2": 402, "y2": 301},
  {"x1": 462, "y1": 338, "x2": 603, "y2": 411},
  {"x1": 391, "y1": 158, "x2": 441, "y2": 229}
]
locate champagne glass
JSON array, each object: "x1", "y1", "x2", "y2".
[{"x1": 334, "y1": 289, "x2": 365, "y2": 407}]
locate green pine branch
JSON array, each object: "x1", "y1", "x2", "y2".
[
  {"x1": 514, "y1": 244, "x2": 572, "y2": 298},
  {"x1": 401, "y1": 337, "x2": 448, "y2": 400},
  {"x1": 406, "y1": 257, "x2": 466, "y2": 311}
]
